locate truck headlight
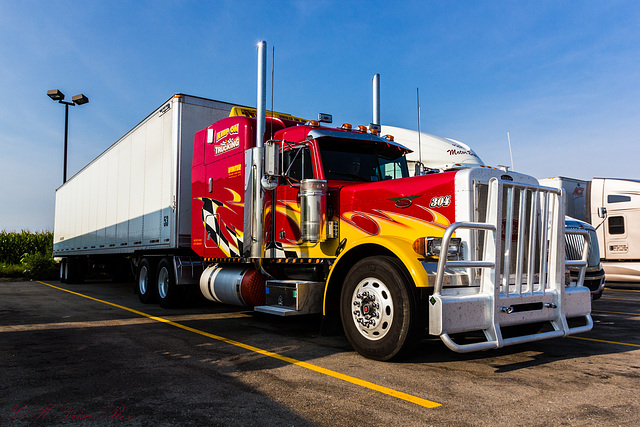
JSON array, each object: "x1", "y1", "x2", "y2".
[{"x1": 413, "y1": 237, "x2": 462, "y2": 259}]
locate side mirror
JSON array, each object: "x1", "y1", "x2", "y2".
[
  {"x1": 597, "y1": 207, "x2": 607, "y2": 219},
  {"x1": 264, "y1": 140, "x2": 279, "y2": 176}
]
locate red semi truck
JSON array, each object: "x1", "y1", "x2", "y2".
[{"x1": 54, "y1": 43, "x2": 593, "y2": 360}]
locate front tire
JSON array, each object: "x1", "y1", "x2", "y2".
[{"x1": 340, "y1": 256, "x2": 423, "y2": 361}]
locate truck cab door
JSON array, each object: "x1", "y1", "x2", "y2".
[{"x1": 602, "y1": 180, "x2": 634, "y2": 260}]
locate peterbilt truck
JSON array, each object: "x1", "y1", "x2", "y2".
[{"x1": 53, "y1": 43, "x2": 593, "y2": 360}]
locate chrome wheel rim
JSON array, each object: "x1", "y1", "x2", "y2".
[
  {"x1": 138, "y1": 266, "x2": 148, "y2": 295},
  {"x1": 350, "y1": 277, "x2": 394, "y2": 340},
  {"x1": 158, "y1": 267, "x2": 169, "y2": 299}
]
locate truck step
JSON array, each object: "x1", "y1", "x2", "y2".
[
  {"x1": 254, "y1": 305, "x2": 303, "y2": 316},
  {"x1": 254, "y1": 280, "x2": 324, "y2": 316}
]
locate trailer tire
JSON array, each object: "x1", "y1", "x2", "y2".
[
  {"x1": 340, "y1": 256, "x2": 422, "y2": 361},
  {"x1": 59, "y1": 259, "x2": 67, "y2": 283},
  {"x1": 137, "y1": 258, "x2": 157, "y2": 304},
  {"x1": 64, "y1": 257, "x2": 84, "y2": 284},
  {"x1": 157, "y1": 258, "x2": 186, "y2": 309}
]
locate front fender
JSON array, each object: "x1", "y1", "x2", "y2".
[{"x1": 323, "y1": 235, "x2": 430, "y2": 314}]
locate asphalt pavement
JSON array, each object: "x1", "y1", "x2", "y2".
[{"x1": 1, "y1": 280, "x2": 639, "y2": 426}]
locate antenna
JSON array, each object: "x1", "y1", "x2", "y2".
[
  {"x1": 507, "y1": 130, "x2": 514, "y2": 171},
  {"x1": 416, "y1": 88, "x2": 422, "y2": 176}
]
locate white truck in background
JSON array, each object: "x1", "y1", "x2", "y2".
[
  {"x1": 380, "y1": 126, "x2": 485, "y2": 174},
  {"x1": 541, "y1": 177, "x2": 640, "y2": 283}
]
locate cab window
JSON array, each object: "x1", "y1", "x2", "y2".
[
  {"x1": 608, "y1": 216, "x2": 625, "y2": 235},
  {"x1": 318, "y1": 139, "x2": 409, "y2": 182},
  {"x1": 282, "y1": 147, "x2": 313, "y2": 181}
]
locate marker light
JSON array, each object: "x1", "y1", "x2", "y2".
[
  {"x1": 341, "y1": 123, "x2": 353, "y2": 130},
  {"x1": 370, "y1": 129, "x2": 379, "y2": 135},
  {"x1": 308, "y1": 120, "x2": 320, "y2": 127},
  {"x1": 413, "y1": 237, "x2": 462, "y2": 259},
  {"x1": 358, "y1": 125, "x2": 367, "y2": 132},
  {"x1": 383, "y1": 134, "x2": 394, "y2": 142}
]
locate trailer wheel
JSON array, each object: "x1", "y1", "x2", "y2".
[
  {"x1": 157, "y1": 258, "x2": 186, "y2": 308},
  {"x1": 59, "y1": 259, "x2": 67, "y2": 283},
  {"x1": 63, "y1": 257, "x2": 83, "y2": 284},
  {"x1": 340, "y1": 256, "x2": 422, "y2": 361},
  {"x1": 137, "y1": 258, "x2": 157, "y2": 304}
]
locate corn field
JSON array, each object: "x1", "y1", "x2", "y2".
[{"x1": 0, "y1": 230, "x2": 53, "y2": 265}]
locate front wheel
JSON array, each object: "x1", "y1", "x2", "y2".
[{"x1": 340, "y1": 256, "x2": 423, "y2": 361}]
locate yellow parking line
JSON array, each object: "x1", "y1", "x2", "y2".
[
  {"x1": 37, "y1": 281, "x2": 441, "y2": 409},
  {"x1": 569, "y1": 336, "x2": 640, "y2": 348}
]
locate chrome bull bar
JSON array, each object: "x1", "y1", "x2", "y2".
[{"x1": 428, "y1": 177, "x2": 593, "y2": 353}]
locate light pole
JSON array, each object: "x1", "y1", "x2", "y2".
[{"x1": 47, "y1": 89, "x2": 89, "y2": 183}]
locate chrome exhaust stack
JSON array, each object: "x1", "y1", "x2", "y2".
[
  {"x1": 372, "y1": 73, "x2": 380, "y2": 129},
  {"x1": 245, "y1": 41, "x2": 267, "y2": 258}
]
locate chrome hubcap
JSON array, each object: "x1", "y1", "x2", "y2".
[
  {"x1": 158, "y1": 267, "x2": 169, "y2": 299},
  {"x1": 350, "y1": 277, "x2": 393, "y2": 340},
  {"x1": 138, "y1": 266, "x2": 148, "y2": 294}
]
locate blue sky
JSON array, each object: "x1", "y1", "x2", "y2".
[{"x1": 1, "y1": 0, "x2": 639, "y2": 231}]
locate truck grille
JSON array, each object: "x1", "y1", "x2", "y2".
[
  {"x1": 430, "y1": 176, "x2": 592, "y2": 352},
  {"x1": 473, "y1": 179, "x2": 563, "y2": 294},
  {"x1": 566, "y1": 229, "x2": 599, "y2": 269}
]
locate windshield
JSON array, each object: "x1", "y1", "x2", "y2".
[{"x1": 318, "y1": 138, "x2": 409, "y2": 182}]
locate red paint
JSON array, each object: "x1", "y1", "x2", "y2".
[{"x1": 192, "y1": 118, "x2": 459, "y2": 258}]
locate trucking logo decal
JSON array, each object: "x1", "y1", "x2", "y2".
[
  {"x1": 573, "y1": 185, "x2": 584, "y2": 197},
  {"x1": 214, "y1": 124, "x2": 240, "y2": 156},
  {"x1": 198, "y1": 188, "x2": 244, "y2": 257},
  {"x1": 446, "y1": 142, "x2": 479, "y2": 158},
  {"x1": 216, "y1": 124, "x2": 239, "y2": 142},
  {"x1": 429, "y1": 195, "x2": 451, "y2": 208},
  {"x1": 228, "y1": 164, "x2": 241, "y2": 178},
  {"x1": 387, "y1": 195, "x2": 421, "y2": 209}
]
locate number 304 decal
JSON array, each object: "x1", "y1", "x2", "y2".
[{"x1": 430, "y1": 195, "x2": 451, "y2": 208}]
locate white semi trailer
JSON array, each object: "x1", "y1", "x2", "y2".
[{"x1": 53, "y1": 94, "x2": 241, "y2": 283}]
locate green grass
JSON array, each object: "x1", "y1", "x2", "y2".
[
  {"x1": 0, "y1": 230, "x2": 57, "y2": 279},
  {"x1": 0, "y1": 262, "x2": 27, "y2": 278}
]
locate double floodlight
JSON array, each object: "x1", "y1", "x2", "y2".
[
  {"x1": 47, "y1": 88, "x2": 90, "y2": 183},
  {"x1": 47, "y1": 89, "x2": 89, "y2": 106},
  {"x1": 47, "y1": 89, "x2": 65, "y2": 101}
]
